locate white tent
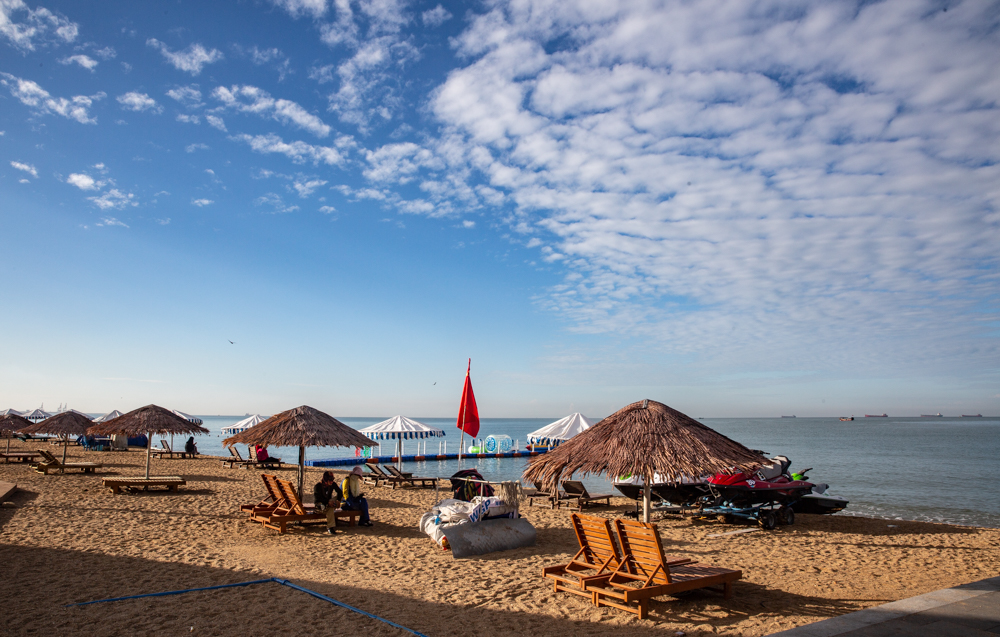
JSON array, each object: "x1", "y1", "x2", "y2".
[
  {"x1": 527, "y1": 413, "x2": 595, "y2": 446},
  {"x1": 359, "y1": 415, "x2": 445, "y2": 469},
  {"x1": 221, "y1": 414, "x2": 267, "y2": 435},
  {"x1": 171, "y1": 410, "x2": 203, "y2": 425},
  {"x1": 23, "y1": 408, "x2": 52, "y2": 423},
  {"x1": 1, "y1": 409, "x2": 23, "y2": 416},
  {"x1": 93, "y1": 410, "x2": 125, "y2": 423}
]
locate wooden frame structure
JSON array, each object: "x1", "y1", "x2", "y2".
[
  {"x1": 542, "y1": 513, "x2": 625, "y2": 599},
  {"x1": 31, "y1": 449, "x2": 102, "y2": 475},
  {"x1": 386, "y1": 465, "x2": 436, "y2": 489},
  {"x1": 558, "y1": 480, "x2": 613, "y2": 510},
  {"x1": 250, "y1": 478, "x2": 359, "y2": 534},
  {"x1": 102, "y1": 476, "x2": 186, "y2": 494}
]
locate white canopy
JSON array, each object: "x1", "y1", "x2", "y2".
[
  {"x1": 359, "y1": 415, "x2": 445, "y2": 440},
  {"x1": 221, "y1": 414, "x2": 268, "y2": 435},
  {"x1": 93, "y1": 410, "x2": 124, "y2": 423},
  {"x1": 171, "y1": 410, "x2": 203, "y2": 425},
  {"x1": 23, "y1": 408, "x2": 52, "y2": 422},
  {"x1": 1, "y1": 409, "x2": 23, "y2": 416},
  {"x1": 527, "y1": 412, "x2": 595, "y2": 445}
]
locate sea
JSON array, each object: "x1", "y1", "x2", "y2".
[{"x1": 179, "y1": 415, "x2": 1000, "y2": 529}]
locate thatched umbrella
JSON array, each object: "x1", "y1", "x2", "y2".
[
  {"x1": 89, "y1": 405, "x2": 209, "y2": 479},
  {"x1": 222, "y1": 405, "x2": 375, "y2": 497},
  {"x1": 18, "y1": 411, "x2": 95, "y2": 472},
  {"x1": 522, "y1": 399, "x2": 766, "y2": 522},
  {"x1": 0, "y1": 413, "x2": 32, "y2": 454}
]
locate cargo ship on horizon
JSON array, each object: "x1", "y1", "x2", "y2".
[{"x1": 865, "y1": 413, "x2": 888, "y2": 417}]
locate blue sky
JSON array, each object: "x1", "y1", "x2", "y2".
[{"x1": 1, "y1": 0, "x2": 998, "y2": 419}]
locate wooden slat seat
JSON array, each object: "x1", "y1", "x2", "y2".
[
  {"x1": 151, "y1": 440, "x2": 190, "y2": 459},
  {"x1": 386, "y1": 465, "x2": 436, "y2": 489},
  {"x1": 1, "y1": 452, "x2": 40, "y2": 464},
  {"x1": 558, "y1": 480, "x2": 613, "y2": 510},
  {"x1": 542, "y1": 513, "x2": 625, "y2": 600},
  {"x1": 252, "y1": 478, "x2": 327, "y2": 534},
  {"x1": 32, "y1": 449, "x2": 102, "y2": 475},
  {"x1": 240, "y1": 474, "x2": 287, "y2": 516},
  {"x1": 584, "y1": 518, "x2": 742, "y2": 619},
  {"x1": 102, "y1": 476, "x2": 186, "y2": 494}
]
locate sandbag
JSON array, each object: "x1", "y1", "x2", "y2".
[{"x1": 442, "y1": 517, "x2": 536, "y2": 558}]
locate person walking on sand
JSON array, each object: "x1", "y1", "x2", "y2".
[
  {"x1": 342, "y1": 466, "x2": 373, "y2": 526},
  {"x1": 313, "y1": 471, "x2": 344, "y2": 535}
]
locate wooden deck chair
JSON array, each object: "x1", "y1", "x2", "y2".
[
  {"x1": 386, "y1": 465, "x2": 436, "y2": 489},
  {"x1": 240, "y1": 474, "x2": 286, "y2": 516},
  {"x1": 526, "y1": 480, "x2": 559, "y2": 507},
  {"x1": 365, "y1": 464, "x2": 408, "y2": 488},
  {"x1": 32, "y1": 449, "x2": 102, "y2": 475},
  {"x1": 558, "y1": 480, "x2": 613, "y2": 510},
  {"x1": 541, "y1": 513, "x2": 625, "y2": 599},
  {"x1": 221, "y1": 446, "x2": 252, "y2": 468},
  {"x1": 255, "y1": 478, "x2": 326, "y2": 534},
  {"x1": 585, "y1": 518, "x2": 742, "y2": 619},
  {"x1": 249, "y1": 445, "x2": 282, "y2": 468}
]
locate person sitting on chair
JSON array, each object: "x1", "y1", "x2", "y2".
[
  {"x1": 341, "y1": 466, "x2": 373, "y2": 526},
  {"x1": 313, "y1": 471, "x2": 344, "y2": 535},
  {"x1": 184, "y1": 436, "x2": 198, "y2": 456},
  {"x1": 254, "y1": 444, "x2": 279, "y2": 464}
]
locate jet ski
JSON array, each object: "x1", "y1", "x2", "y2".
[
  {"x1": 613, "y1": 473, "x2": 714, "y2": 509},
  {"x1": 791, "y1": 482, "x2": 849, "y2": 514},
  {"x1": 707, "y1": 455, "x2": 814, "y2": 509}
]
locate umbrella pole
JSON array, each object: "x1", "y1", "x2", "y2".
[
  {"x1": 643, "y1": 474, "x2": 652, "y2": 524},
  {"x1": 298, "y1": 445, "x2": 305, "y2": 499},
  {"x1": 146, "y1": 433, "x2": 153, "y2": 479},
  {"x1": 62, "y1": 435, "x2": 68, "y2": 474},
  {"x1": 396, "y1": 438, "x2": 401, "y2": 471}
]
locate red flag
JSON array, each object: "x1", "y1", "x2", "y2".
[{"x1": 457, "y1": 359, "x2": 480, "y2": 437}]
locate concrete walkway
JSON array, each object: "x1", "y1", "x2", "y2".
[{"x1": 768, "y1": 575, "x2": 1000, "y2": 636}]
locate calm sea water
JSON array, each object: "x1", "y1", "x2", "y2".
[{"x1": 183, "y1": 415, "x2": 1000, "y2": 528}]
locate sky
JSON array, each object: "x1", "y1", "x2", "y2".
[{"x1": 1, "y1": 0, "x2": 998, "y2": 419}]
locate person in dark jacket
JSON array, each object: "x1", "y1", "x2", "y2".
[
  {"x1": 314, "y1": 471, "x2": 344, "y2": 535},
  {"x1": 184, "y1": 436, "x2": 198, "y2": 456}
]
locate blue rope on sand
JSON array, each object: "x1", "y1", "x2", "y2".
[{"x1": 66, "y1": 577, "x2": 431, "y2": 637}]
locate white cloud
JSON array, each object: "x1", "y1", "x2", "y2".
[
  {"x1": 166, "y1": 85, "x2": 202, "y2": 106},
  {"x1": 66, "y1": 173, "x2": 101, "y2": 190},
  {"x1": 0, "y1": 73, "x2": 103, "y2": 124},
  {"x1": 10, "y1": 160, "x2": 37, "y2": 177},
  {"x1": 292, "y1": 177, "x2": 327, "y2": 197},
  {"x1": 59, "y1": 54, "x2": 98, "y2": 70},
  {"x1": 191, "y1": 198, "x2": 213, "y2": 206},
  {"x1": 205, "y1": 115, "x2": 227, "y2": 131},
  {"x1": 212, "y1": 85, "x2": 332, "y2": 137},
  {"x1": 116, "y1": 91, "x2": 161, "y2": 113},
  {"x1": 422, "y1": 5, "x2": 451, "y2": 27},
  {"x1": 176, "y1": 113, "x2": 199, "y2": 124},
  {"x1": 92, "y1": 46, "x2": 115, "y2": 60},
  {"x1": 255, "y1": 192, "x2": 299, "y2": 214},
  {"x1": 185, "y1": 143, "x2": 209, "y2": 153},
  {"x1": 146, "y1": 39, "x2": 223, "y2": 75},
  {"x1": 18, "y1": 178, "x2": 28, "y2": 183},
  {"x1": 89, "y1": 189, "x2": 135, "y2": 210},
  {"x1": 461, "y1": 219, "x2": 475, "y2": 229},
  {"x1": 96, "y1": 216, "x2": 128, "y2": 228},
  {"x1": 319, "y1": 205, "x2": 336, "y2": 214},
  {"x1": 232, "y1": 132, "x2": 345, "y2": 165},
  {"x1": 269, "y1": 0, "x2": 327, "y2": 20},
  {"x1": 0, "y1": 0, "x2": 78, "y2": 51},
  {"x1": 363, "y1": 142, "x2": 441, "y2": 183},
  {"x1": 155, "y1": 217, "x2": 170, "y2": 225}
]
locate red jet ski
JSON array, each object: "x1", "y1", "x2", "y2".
[{"x1": 703, "y1": 455, "x2": 815, "y2": 528}]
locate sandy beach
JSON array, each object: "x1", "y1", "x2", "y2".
[{"x1": 3, "y1": 440, "x2": 999, "y2": 637}]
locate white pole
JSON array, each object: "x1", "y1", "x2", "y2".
[{"x1": 643, "y1": 473, "x2": 652, "y2": 523}]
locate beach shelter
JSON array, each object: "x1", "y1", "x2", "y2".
[
  {"x1": 93, "y1": 410, "x2": 124, "y2": 423},
  {"x1": 223, "y1": 405, "x2": 375, "y2": 498},
  {"x1": 527, "y1": 413, "x2": 594, "y2": 447},
  {"x1": 89, "y1": 405, "x2": 209, "y2": 479},
  {"x1": 23, "y1": 408, "x2": 52, "y2": 423},
  {"x1": 1, "y1": 409, "x2": 24, "y2": 416},
  {"x1": 0, "y1": 413, "x2": 32, "y2": 454},
  {"x1": 221, "y1": 414, "x2": 268, "y2": 435},
  {"x1": 522, "y1": 399, "x2": 765, "y2": 522},
  {"x1": 171, "y1": 410, "x2": 203, "y2": 425},
  {"x1": 359, "y1": 415, "x2": 445, "y2": 470},
  {"x1": 18, "y1": 411, "x2": 95, "y2": 472}
]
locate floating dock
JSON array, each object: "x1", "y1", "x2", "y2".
[{"x1": 306, "y1": 449, "x2": 548, "y2": 468}]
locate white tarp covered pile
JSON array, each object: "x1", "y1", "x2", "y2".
[
  {"x1": 527, "y1": 412, "x2": 594, "y2": 446},
  {"x1": 419, "y1": 497, "x2": 518, "y2": 548}
]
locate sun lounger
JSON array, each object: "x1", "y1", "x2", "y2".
[
  {"x1": 542, "y1": 513, "x2": 626, "y2": 599},
  {"x1": 31, "y1": 449, "x2": 102, "y2": 475},
  {"x1": 1, "y1": 451, "x2": 41, "y2": 464},
  {"x1": 0, "y1": 481, "x2": 16, "y2": 503},
  {"x1": 151, "y1": 439, "x2": 190, "y2": 459},
  {"x1": 253, "y1": 478, "x2": 353, "y2": 534},
  {"x1": 240, "y1": 474, "x2": 287, "y2": 517},
  {"x1": 363, "y1": 464, "x2": 410, "y2": 489},
  {"x1": 386, "y1": 465, "x2": 436, "y2": 489},
  {"x1": 102, "y1": 476, "x2": 186, "y2": 494},
  {"x1": 222, "y1": 446, "x2": 253, "y2": 468},
  {"x1": 584, "y1": 518, "x2": 742, "y2": 619},
  {"x1": 558, "y1": 480, "x2": 613, "y2": 510},
  {"x1": 526, "y1": 480, "x2": 560, "y2": 507}
]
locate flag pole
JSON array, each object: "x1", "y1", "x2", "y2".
[{"x1": 458, "y1": 359, "x2": 469, "y2": 462}]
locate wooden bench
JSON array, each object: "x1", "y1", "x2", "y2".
[
  {"x1": 0, "y1": 452, "x2": 40, "y2": 464},
  {"x1": 102, "y1": 476, "x2": 186, "y2": 494},
  {"x1": 0, "y1": 481, "x2": 16, "y2": 504},
  {"x1": 330, "y1": 508, "x2": 361, "y2": 526}
]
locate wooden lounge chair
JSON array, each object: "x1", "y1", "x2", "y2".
[
  {"x1": 542, "y1": 513, "x2": 626, "y2": 599},
  {"x1": 526, "y1": 480, "x2": 559, "y2": 507},
  {"x1": 151, "y1": 439, "x2": 189, "y2": 459},
  {"x1": 1, "y1": 451, "x2": 40, "y2": 464},
  {"x1": 240, "y1": 474, "x2": 286, "y2": 516},
  {"x1": 249, "y1": 446, "x2": 282, "y2": 468},
  {"x1": 102, "y1": 476, "x2": 186, "y2": 494},
  {"x1": 584, "y1": 518, "x2": 742, "y2": 619},
  {"x1": 221, "y1": 446, "x2": 253, "y2": 468},
  {"x1": 386, "y1": 465, "x2": 436, "y2": 489},
  {"x1": 31, "y1": 449, "x2": 102, "y2": 475},
  {"x1": 364, "y1": 464, "x2": 409, "y2": 489},
  {"x1": 253, "y1": 478, "x2": 358, "y2": 534},
  {"x1": 558, "y1": 480, "x2": 613, "y2": 510}
]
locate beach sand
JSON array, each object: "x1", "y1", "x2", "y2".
[{"x1": 2, "y1": 440, "x2": 999, "y2": 637}]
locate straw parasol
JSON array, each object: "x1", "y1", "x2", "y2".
[
  {"x1": 223, "y1": 405, "x2": 374, "y2": 497},
  {"x1": 522, "y1": 399, "x2": 766, "y2": 522},
  {"x1": 18, "y1": 411, "x2": 95, "y2": 472},
  {"x1": 0, "y1": 413, "x2": 32, "y2": 454},
  {"x1": 89, "y1": 405, "x2": 209, "y2": 479}
]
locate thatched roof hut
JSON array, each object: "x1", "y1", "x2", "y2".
[
  {"x1": 0, "y1": 413, "x2": 32, "y2": 454},
  {"x1": 88, "y1": 405, "x2": 209, "y2": 479},
  {"x1": 20, "y1": 411, "x2": 97, "y2": 469},
  {"x1": 522, "y1": 399, "x2": 765, "y2": 521},
  {"x1": 223, "y1": 405, "x2": 374, "y2": 496}
]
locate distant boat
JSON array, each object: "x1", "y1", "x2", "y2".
[
  {"x1": 865, "y1": 413, "x2": 888, "y2": 418},
  {"x1": 839, "y1": 416, "x2": 854, "y2": 421},
  {"x1": 921, "y1": 413, "x2": 943, "y2": 417},
  {"x1": 780, "y1": 415, "x2": 796, "y2": 418},
  {"x1": 962, "y1": 414, "x2": 983, "y2": 418}
]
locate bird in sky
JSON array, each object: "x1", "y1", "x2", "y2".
[
  {"x1": 228, "y1": 340, "x2": 234, "y2": 344},
  {"x1": 433, "y1": 382, "x2": 436, "y2": 385}
]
